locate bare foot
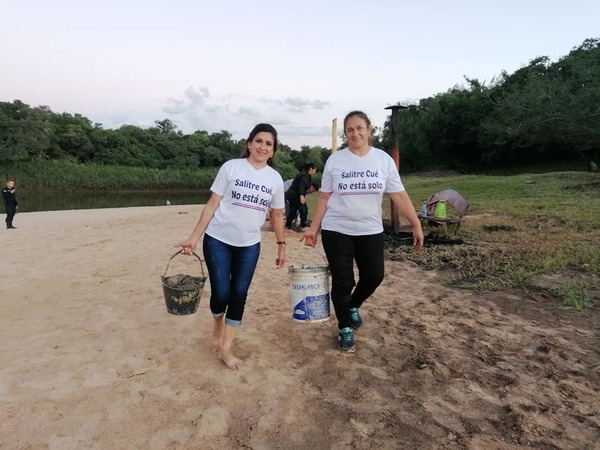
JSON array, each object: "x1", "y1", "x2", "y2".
[
  {"x1": 218, "y1": 350, "x2": 242, "y2": 370},
  {"x1": 210, "y1": 318, "x2": 224, "y2": 348}
]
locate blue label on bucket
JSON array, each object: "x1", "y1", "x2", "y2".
[{"x1": 292, "y1": 293, "x2": 330, "y2": 321}]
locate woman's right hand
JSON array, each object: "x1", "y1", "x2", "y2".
[{"x1": 174, "y1": 238, "x2": 197, "y2": 255}]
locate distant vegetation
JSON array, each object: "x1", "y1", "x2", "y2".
[
  {"x1": 378, "y1": 38, "x2": 600, "y2": 172},
  {"x1": 1, "y1": 38, "x2": 598, "y2": 190},
  {"x1": 0, "y1": 107, "x2": 330, "y2": 189}
]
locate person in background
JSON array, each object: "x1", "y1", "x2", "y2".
[
  {"x1": 302, "y1": 111, "x2": 424, "y2": 353},
  {"x1": 283, "y1": 178, "x2": 293, "y2": 221},
  {"x1": 285, "y1": 163, "x2": 317, "y2": 230},
  {"x1": 175, "y1": 123, "x2": 286, "y2": 370},
  {"x1": 268, "y1": 180, "x2": 319, "y2": 231},
  {"x1": 2, "y1": 179, "x2": 18, "y2": 229},
  {"x1": 298, "y1": 182, "x2": 320, "y2": 227}
]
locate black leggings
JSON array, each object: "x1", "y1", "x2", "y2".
[{"x1": 321, "y1": 230, "x2": 384, "y2": 329}]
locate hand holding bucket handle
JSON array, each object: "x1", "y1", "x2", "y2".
[{"x1": 162, "y1": 249, "x2": 206, "y2": 279}]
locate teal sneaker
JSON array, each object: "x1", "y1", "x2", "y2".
[
  {"x1": 338, "y1": 327, "x2": 356, "y2": 353},
  {"x1": 350, "y1": 307, "x2": 362, "y2": 330}
]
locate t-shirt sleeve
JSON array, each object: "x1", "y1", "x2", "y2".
[
  {"x1": 320, "y1": 158, "x2": 334, "y2": 193},
  {"x1": 384, "y1": 153, "x2": 405, "y2": 193},
  {"x1": 210, "y1": 161, "x2": 231, "y2": 196},
  {"x1": 271, "y1": 176, "x2": 285, "y2": 209}
]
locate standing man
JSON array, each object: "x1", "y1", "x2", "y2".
[
  {"x1": 285, "y1": 163, "x2": 317, "y2": 230},
  {"x1": 283, "y1": 178, "x2": 294, "y2": 222},
  {"x1": 2, "y1": 179, "x2": 18, "y2": 229},
  {"x1": 300, "y1": 182, "x2": 320, "y2": 226}
]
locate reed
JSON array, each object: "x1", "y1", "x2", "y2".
[{"x1": 0, "y1": 159, "x2": 218, "y2": 191}]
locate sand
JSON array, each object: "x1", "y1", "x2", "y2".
[{"x1": 0, "y1": 205, "x2": 599, "y2": 449}]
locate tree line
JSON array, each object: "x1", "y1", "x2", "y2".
[
  {"x1": 0, "y1": 102, "x2": 330, "y2": 182},
  {"x1": 1, "y1": 38, "x2": 598, "y2": 179},
  {"x1": 377, "y1": 38, "x2": 600, "y2": 172}
]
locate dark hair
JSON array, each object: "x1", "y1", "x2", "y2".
[
  {"x1": 240, "y1": 123, "x2": 278, "y2": 165},
  {"x1": 311, "y1": 182, "x2": 320, "y2": 190},
  {"x1": 343, "y1": 110, "x2": 372, "y2": 131},
  {"x1": 304, "y1": 162, "x2": 317, "y2": 172}
]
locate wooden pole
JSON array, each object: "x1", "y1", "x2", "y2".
[
  {"x1": 331, "y1": 118, "x2": 337, "y2": 153},
  {"x1": 391, "y1": 145, "x2": 400, "y2": 232},
  {"x1": 385, "y1": 105, "x2": 407, "y2": 233}
]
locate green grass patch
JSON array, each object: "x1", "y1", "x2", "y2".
[
  {"x1": 556, "y1": 282, "x2": 591, "y2": 310},
  {"x1": 1, "y1": 159, "x2": 218, "y2": 191},
  {"x1": 307, "y1": 171, "x2": 600, "y2": 303}
]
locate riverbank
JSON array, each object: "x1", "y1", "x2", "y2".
[
  {"x1": 1, "y1": 159, "x2": 218, "y2": 191},
  {"x1": 1, "y1": 206, "x2": 598, "y2": 449}
]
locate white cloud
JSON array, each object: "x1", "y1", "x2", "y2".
[
  {"x1": 258, "y1": 96, "x2": 331, "y2": 113},
  {"x1": 162, "y1": 86, "x2": 333, "y2": 148}
]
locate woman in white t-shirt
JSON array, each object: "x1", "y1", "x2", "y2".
[
  {"x1": 176, "y1": 123, "x2": 287, "y2": 369},
  {"x1": 302, "y1": 111, "x2": 424, "y2": 353}
]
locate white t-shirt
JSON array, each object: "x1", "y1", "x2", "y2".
[
  {"x1": 206, "y1": 158, "x2": 285, "y2": 246},
  {"x1": 320, "y1": 147, "x2": 404, "y2": 235}
]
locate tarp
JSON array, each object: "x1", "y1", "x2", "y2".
[{"x1": 427, "y1": 189, "x2": 469, "y2": 218}]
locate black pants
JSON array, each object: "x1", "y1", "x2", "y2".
[
  {"x1": 286, "y1": 196, "x2": 308, "y2": 228},
  {"x1": 298, "y1": 203, "x2": 308, "y2": 224},
  {"x1": 5, "y1": 204, "x2": 16, "y2": 228},
  {"x1": 321, "y1": 230, "x2": 384, "y2": 329}
]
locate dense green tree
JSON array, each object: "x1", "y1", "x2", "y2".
[
  {"x1": 154, "y1": 118, "x2": 178, "y2": 134},
  {"x1": 272, "y1": 150, "x2": 297, "y2": 180},
  {"x1": 382, "y1": 37, "x2": 600, "y2": 171},
  {"x1": 51, "y1": 113, "x2": 95, "y2": 161},
  {"x1": 0, "y1": 101, "x2": 54, "y2": 161}
]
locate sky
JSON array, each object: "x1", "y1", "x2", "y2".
[{"x1": 1, "y1": 0, "x2": 599, "y2": 150}]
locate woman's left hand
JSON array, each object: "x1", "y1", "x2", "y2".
[{"x1": 413, "y1": 225, "x2": 425, "y2": 251}]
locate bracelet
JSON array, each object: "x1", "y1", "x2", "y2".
[{"x1": 276, "y1": 241, "x2": 287, "y2": 245}]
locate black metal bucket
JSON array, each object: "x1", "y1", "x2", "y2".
[{"x1": 161, "y1": 250, "x2": 206, "y2": 315}]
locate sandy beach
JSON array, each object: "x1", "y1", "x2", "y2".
[{"x1": 0, "y1": 205, "x2": 598, "y2": 449}]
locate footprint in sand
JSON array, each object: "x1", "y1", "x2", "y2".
[
  {"x1": 192, "y1": 406, "x2": 231, "y2": 436},
  {"x1": 301, "y1": 337, "x2": 320, "y2": 351}
]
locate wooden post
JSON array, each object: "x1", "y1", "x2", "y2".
[
  {"x1": 384, "y1": 105, "x2": 407, "y2": 233},
  {"x1": 390, "y1": 145, "x2": 400, "y2": 232},
  {"x1": 332, "y1": 118, "x2": 337, "y2": 153}
]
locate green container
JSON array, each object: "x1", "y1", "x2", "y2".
[{"x1": 435, "y1": 200, "x2": 447, "y2": 219}]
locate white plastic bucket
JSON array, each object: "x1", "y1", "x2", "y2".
[{"x1": 288, "y1": 264, "x2": 330, "y2": 322}]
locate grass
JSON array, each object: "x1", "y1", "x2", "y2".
[
  {"x1": 0, "y1": 159, "x2": 218, "y2": 191},
  {"x1": 307, "y1": 170, "x2": 600, "y2": 307},
  {"x1": 557, "y1": 282, "x2": 590, "y2": 310}
]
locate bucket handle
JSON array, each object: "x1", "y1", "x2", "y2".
[{"x1": 162, "y1": 249, "x2": 206, "y2": 279}]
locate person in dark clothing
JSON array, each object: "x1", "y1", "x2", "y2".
[
  {"x1": 297, "y1": 182, "x2": 320, "y2": 227},
  {"x1": 285, "y1": 163, "x2": 317, "y2": 230},
  {"x1": 2, "y1": 179, "x2": 18, "y2": 229}
]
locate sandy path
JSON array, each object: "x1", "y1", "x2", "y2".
[{"x1": 0, "y1": 206, "x2": 598, "y2": 449}]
